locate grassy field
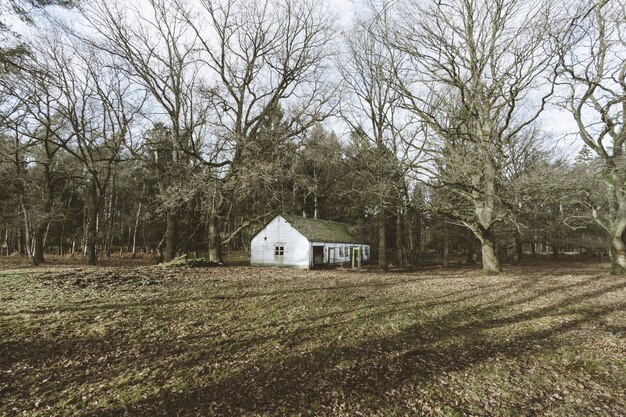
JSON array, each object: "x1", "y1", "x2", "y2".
[{"x1": 1, "y1": 261, "x2": 625, "y2": 416}]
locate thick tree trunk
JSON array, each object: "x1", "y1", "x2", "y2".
[
  {"x1": 87, "y1": 242, "x2": 97, "y2": 265},
  {"x1": 609, "y1": 226, "x2": 626, "y2": 275},
  {"x1": 165, "y1": 213, "x2": 178, "y2": 262},
  {"x1": 33, "y1": 223, "x2": 46, "y2": 264},
  {"x1": 378, "y1": 211, "x2": 387, "y2": 270},
  {"x1": 552, "y1": 241, "x2": 559, "y2": 260},
  {"x1": 600, "y1": 170, "x2": 626, "y2": 274},
  {"x1": 479, "y1": 229, "x2": 500, "y2": 274},
  {"x1": 33, "y1": 198, "x2": 53, "y2": 264},
  {"x1": 470, "y1": 111, "x2": 501, "y2": 275},
  {"x1": 207, "y1": 216, "x2": 223, "y2": 263}
]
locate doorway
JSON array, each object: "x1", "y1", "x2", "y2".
[
  {"x1": 312, "y1": 246, "x2": 324, "y2": 266},
  {"x1": 328, "y1": 247, "x2": 335, "y2": 263}
]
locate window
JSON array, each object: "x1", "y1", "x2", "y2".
[
  {"x1": 364, "y1": 246, "x2": 369, "y2": 257},
  {"x1": 274, "y1": 245, "x2": 284, "y2": 256},
  {"x1": 339, "y1": 246, "x2": 344, "y2": 258}
]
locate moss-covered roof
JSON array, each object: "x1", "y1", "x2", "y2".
[{"x1": 282, "y1": 214, "x2": 365, "y2": 244}]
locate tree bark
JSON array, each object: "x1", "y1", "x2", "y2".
[
  {"x1": 17, "y1": 223, "x2": 23, "y2": 256},
  {"x1": 378, "y1": 211, "x2": 387, "y2": 270},
  {"x1": 87, "y1": 209, "x2": 98, "y2": 265},
  {"x1": 19, "y1": 195, "x2": 35, "y2": 265},
  {"x1": 33, "y1": 223, "x2": 46, "y2": 264},
  {"x1": 442, "y1": 236, "x2": 449, "y2": 268},
  {"x1": 465, "y1": 230, "x2": 476, "y2": 264},
  {"x1": 609, "y1": 224, "x2": 626, "y2": 275},
  {"x1": 396, "y1": 206, "x2": 403, "y2": 267},
  {"x1": 207, "y1": 216, "x2": 223, "y2": 263},
  {"x1": 33, "y1": 196, "x2": 53, "y2": 264},
  {"x1": 513, "y1": 229, "x2": 523, "y2": 265},
  {"x1": 165, "y1": 213, "x2": 178, "y2": 262},
  {"x1": 86, "y1": 180, "x2": 101, "y2": 266},
  {"x1": 551, "y1": 240, "x2": 559, "y2": 260},
  {"x1": 478, "y1": 229, "x2": 500, "y2": 274},
  {"x1": 132, "y1": 201, "x2": 142, "y2": 258}
]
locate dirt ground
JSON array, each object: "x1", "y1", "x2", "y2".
[{"x1": 0, "y1": 259, "x2": 624, "y2": 416}]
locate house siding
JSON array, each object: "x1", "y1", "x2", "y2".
[
  {"x1": 310, "y1": 242, "x2": 371, "y2": 264},
  {"x1": 250, "y1": 216, "x2": 311, "y2": 268},
  {"x1": 251, "y1": 215, "x2": 371, "y2": 269}
]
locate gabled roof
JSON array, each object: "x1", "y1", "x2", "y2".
[{"x1": 281, "y1": 214, "x2": 365, "y2": 244}]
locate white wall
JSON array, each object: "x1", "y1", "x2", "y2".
[{"x1": 250, "y1": 216, "x2": 311, "y2": 268}]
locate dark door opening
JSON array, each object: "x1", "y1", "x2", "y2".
[{"x1": 312, "y1": 246, "x2": 324, "y2": 265}]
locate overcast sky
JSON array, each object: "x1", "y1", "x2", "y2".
[{"x1": 2, "y1": 0, "x2": 581, "y2": 158}]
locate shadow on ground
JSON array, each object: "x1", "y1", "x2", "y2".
[{"x1": 1, "y1": 264, "x2": 624, "y2": 416}]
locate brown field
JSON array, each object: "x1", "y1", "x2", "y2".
[{"x1": 0, "y1": 259, "x2": 624, "y2": 416}]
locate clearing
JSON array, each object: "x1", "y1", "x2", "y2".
[{"x1": 1, "y1": 261, "x2": 625, "y2": 416}]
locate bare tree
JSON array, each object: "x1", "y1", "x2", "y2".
[
  {"x1": 79, "y1": 0, "x2": 215, "y2": 262},
  {"x1": 181, "y1": 0, "x2": 339, "y2": 262},
  {"x1": 384, "y1": 0, "x2": 565, "y2": 273},
  {"x1": 559, "y1": 0, "x2": 626, "y2": 274},
  {"x1": 29, "y1": 30, "x2": 142, "y2": 265},
  {"x1": 340, "y1": 19, "x2": 423, "y2": 269}
]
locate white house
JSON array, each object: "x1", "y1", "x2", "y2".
[{"x1": 250, "y1": 214, "x2": 370, "y2": 269}]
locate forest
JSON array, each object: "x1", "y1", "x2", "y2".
[
  {"x1": 0, "y1": 0, "x2": 624, "y2": 275},
  {"x1": 2, "y1": 1, "x2": 625, "y2": 416}
]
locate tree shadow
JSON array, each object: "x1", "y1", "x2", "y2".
[
  {"x1": 97, "y1": 277, "x2": 626, "y2": 415},
  {"x1": 2, "y1": 268, "x2": 624, "y2": 416}
]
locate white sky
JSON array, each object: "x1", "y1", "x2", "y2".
[
  {"x1": 2, "y1": 0, "x2": 582, "y2": 159},
  {"x1": 330, "y1": 0, "x2": 581, "y2": 158}
]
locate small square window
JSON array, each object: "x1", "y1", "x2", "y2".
[{"x1": 275, "y1": 246, "x2": 284, "y2": 256}]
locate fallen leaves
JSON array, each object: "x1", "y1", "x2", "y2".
[{"x1": 0, "y1": 262, "x2": 624, "y2": 416}]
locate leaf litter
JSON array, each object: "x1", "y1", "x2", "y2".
[{"x1": 0, "y1": 262, "x2": 624, "y2": 416}]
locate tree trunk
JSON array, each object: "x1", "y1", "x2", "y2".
[
  {"x1": 207, "y1": 216, "x2": 223, "y2": 263},
  {"x1": 552, "y1": 240, "x2": 559, "y2": 260},
  {"x1": 17, "y1": 223, "x2": 23, "y2": 255},
  {"x1": 479, "y1": 229, "x2": 500, "y2": 274},
  {"x1": 407, "y1": 211, "x2": 416, "y2": 265},
  {"x1": 165, "y1": 213, "x2": 178, "y2": 262},
  {"x1": 442, "y1": 236, "x2": 449, "y2": 268},
  {"x1": 33, "y1": 197, "x2": 53, "y2": 264},
  {"x1": 465, "y1": 230, "x2": 476, "y2": 264},
  {"x1": 19, "y1": 195, "x2": 35, "y2": 265},
  {"x1": 132, "y1": 200, "x2": 142, "y2": 258},
  {"x1": 378, "y1": 211, "x2": 387, "y2": 270},
  {"x1": 419, "y1": 215, "x2": 425, "y2": 261},
  {"x1": 87, "y1": 242, "x2": 97, "y2": 265},
  {"x1": 396, "y1": 206, "x2": 403, "y2": 267},
  {"x1": 85, "y1": 181, "x2": 100, "y2": 266},
  {"x1": 513, "y1": 229, "x2": 523, "y2": 265},
  {"x1": 609, "y1": 225, "x2": 626, "y2": 275},
  {"x1": 86, "y1": 207, "x2": 98, "y2": 265},
  {"x1": 33, "y1": 223, "x2": 46, "y2": 264}
]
